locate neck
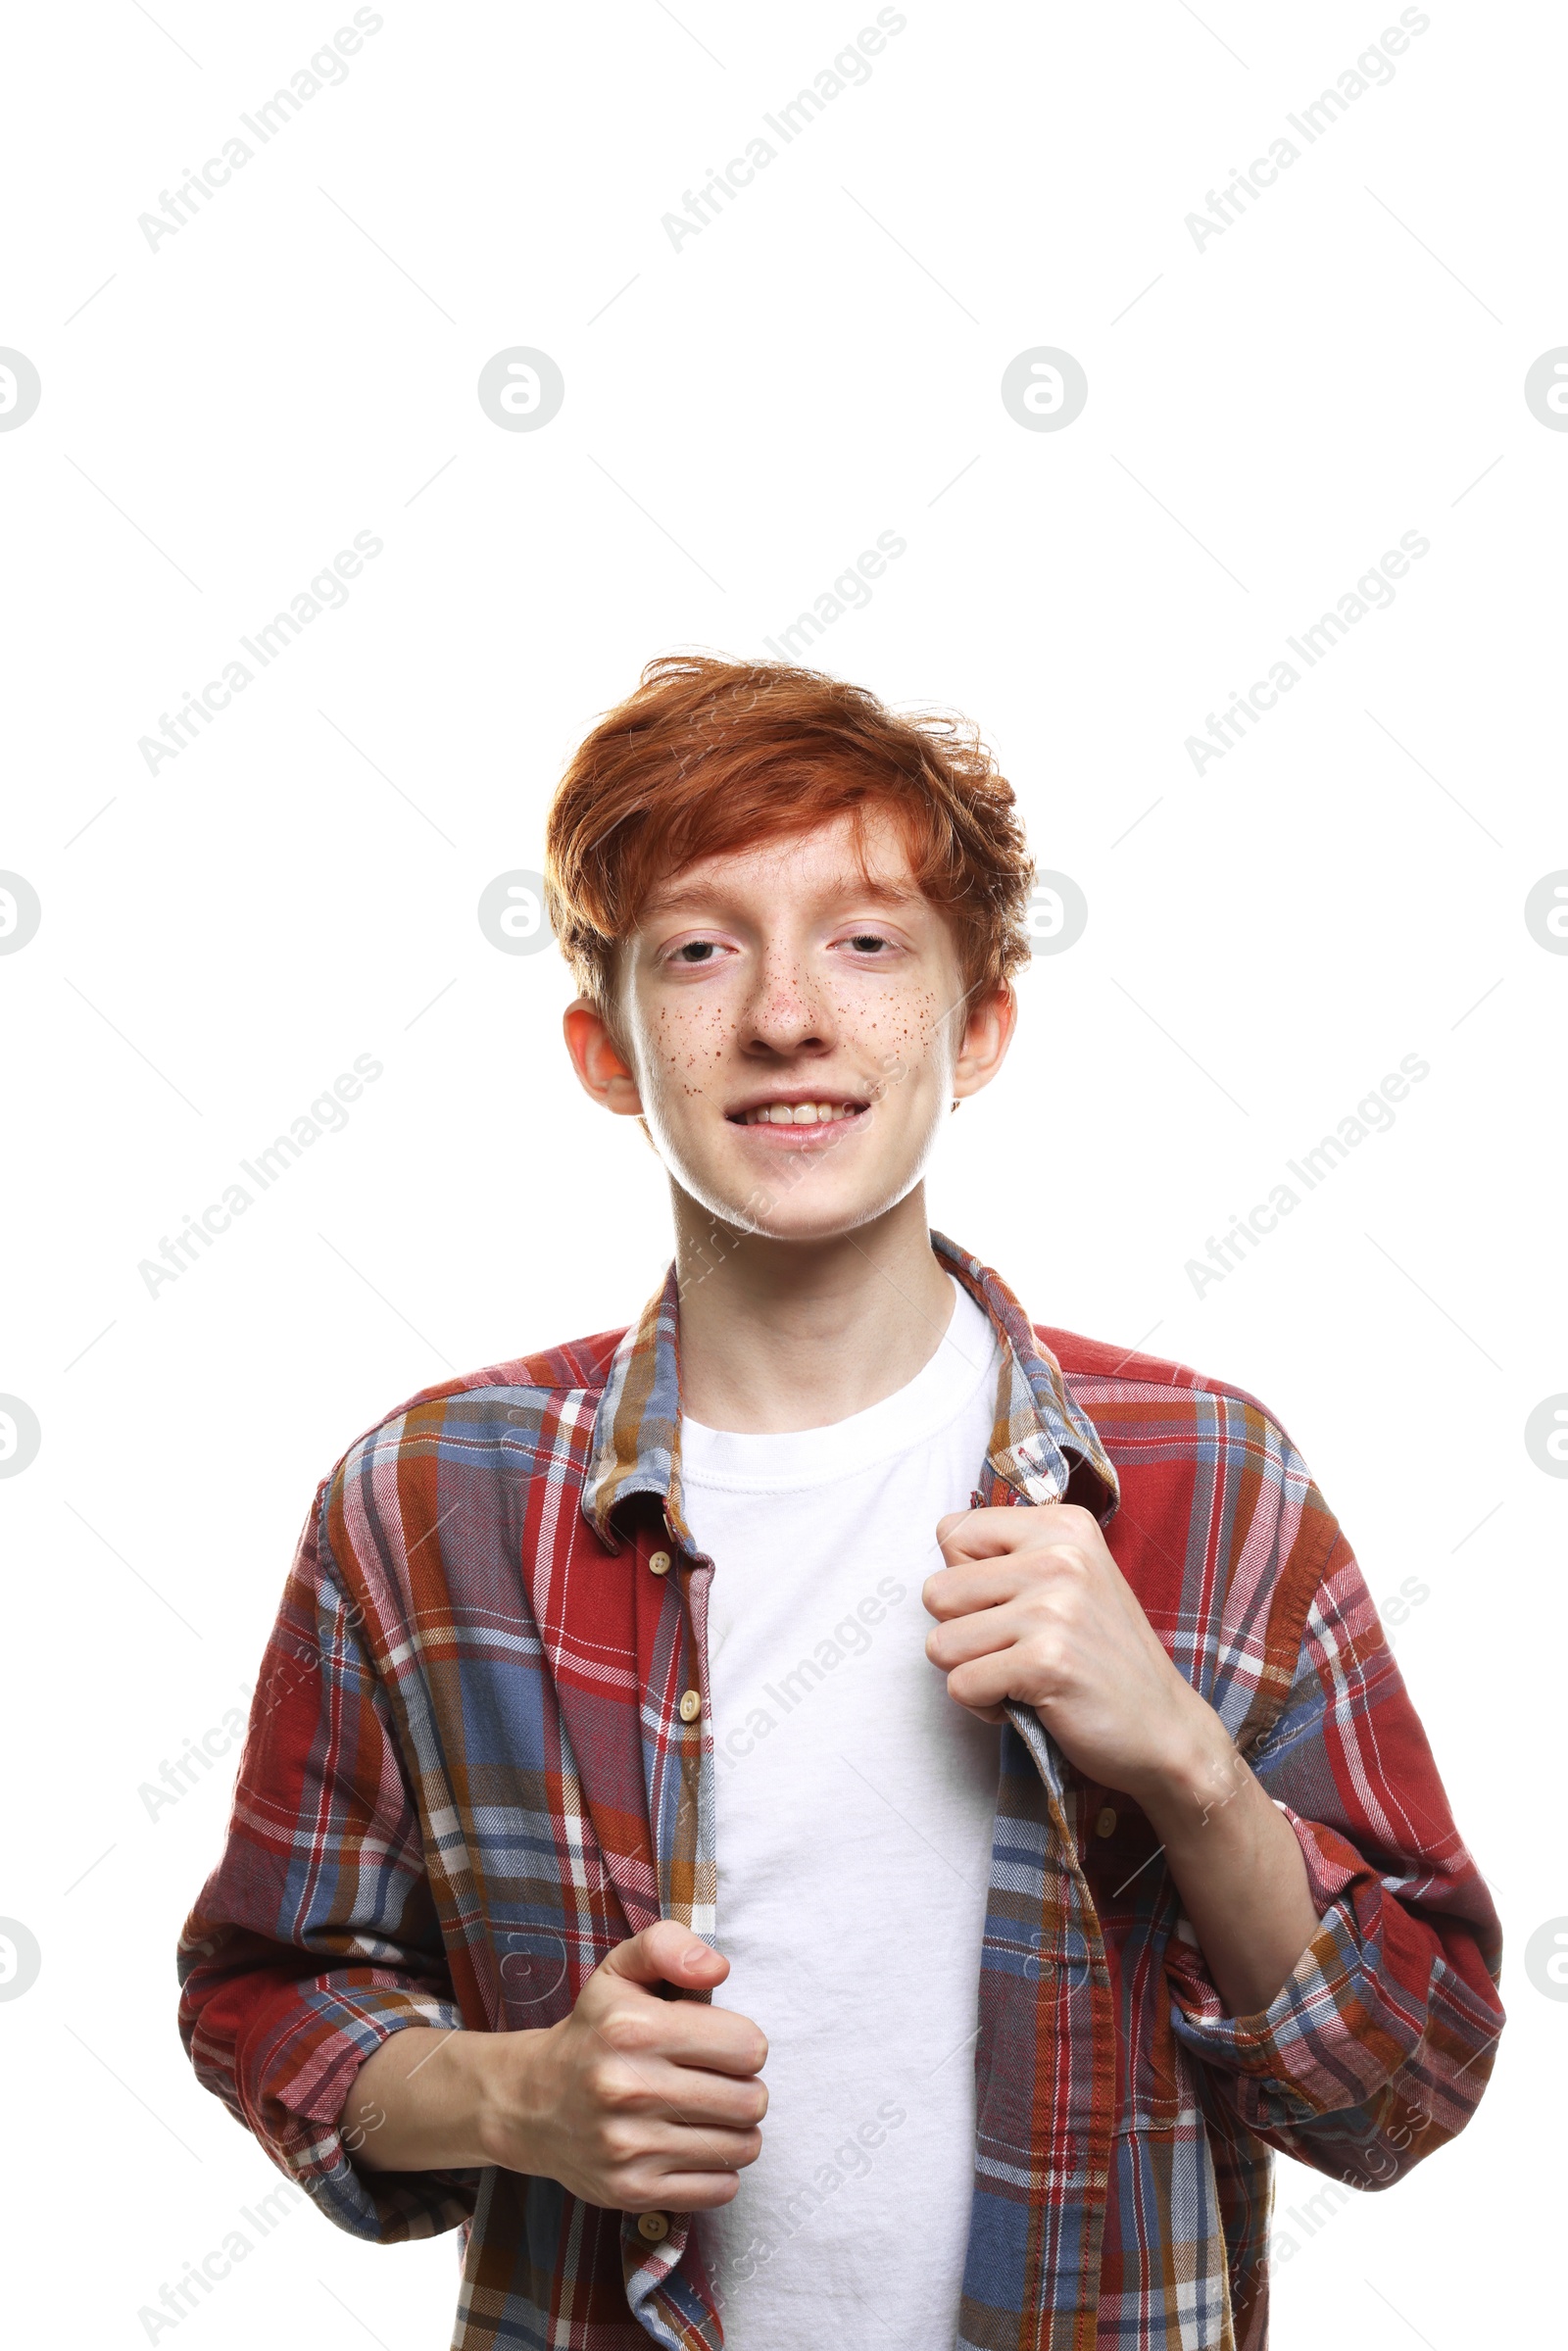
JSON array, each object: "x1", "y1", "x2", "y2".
[{"x1": 670, "y1": 1185, "x2": 956, "y2": 1433}]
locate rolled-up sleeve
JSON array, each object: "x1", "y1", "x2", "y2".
[
  {"x1": 177, "y1": 1485, "x2": 478, "y2": 2241},
  {"x1": 1165, "y1": 1525, "x2": 1503, "y2": 2187}
]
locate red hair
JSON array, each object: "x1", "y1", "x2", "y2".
[{"x1": 544, "y1": 654, "x2": 1034, "y2": 1010}]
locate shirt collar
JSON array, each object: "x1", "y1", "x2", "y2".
[{"x1": 580, "y1": 1229, "x2": 1118, "y2": 1550}]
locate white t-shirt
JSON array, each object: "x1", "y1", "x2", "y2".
[{"x1": 680, "y1": 1276, "x2": 1003, "y2": 2351}]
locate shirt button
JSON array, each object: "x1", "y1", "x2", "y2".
[
  {"x1": 648, "y1": 1550, "x2": 672, "y2": 1576},
  {"x1": 678, "y1": 1690, "x2": 701, "y2": 1723},
  {"x1": 636, "y1": 2211, "x2": 669, "y2": 2243},
  {"x1": 1096, "y1": 1806, "x2": 1117, "y2": 1837}
]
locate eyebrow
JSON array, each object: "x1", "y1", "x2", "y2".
[{"x1": 642, "y1": 872, "x2": 924, "y2": 921}]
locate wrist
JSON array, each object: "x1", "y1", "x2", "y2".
[
  {"x1": 469, "y1": 2024, "x2": 553, "y2": 2173},
  {"x1": 1129, "y1": 1701, "x2": 1245, "y2": 1840},
  {"x1": 352, "y1": 2025, "x2": 504, "y2": 2175}
]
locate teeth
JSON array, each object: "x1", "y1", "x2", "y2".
[{"x1": 744, "y1": 1102, "x2": 855, "y2": 1125}]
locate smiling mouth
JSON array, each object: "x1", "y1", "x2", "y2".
[{"x1": 726, "y1": 1099, "x2": 869, "y2": 1131}]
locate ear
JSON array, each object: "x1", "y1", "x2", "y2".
[
  {"x1": 952, "y1": 983, "x2": 1016, "y2": 1102},
  {"x1": 563, "y1": 998, "x2": 645, "y2": 1116}
]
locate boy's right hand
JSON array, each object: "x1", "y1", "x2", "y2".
[{"x1": 477, "y1": 1919, "x2": 767, "y2": 2212}]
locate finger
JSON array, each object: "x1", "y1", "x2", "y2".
[
  {"x1": 587, "y1": 1989, "x2": 768, "y2": 2080},
  {"x1": 609, "y1": 2115, "x2": 765, "y2": 2179},
  {"x1": 584, "y1": 2051, "x2": 764, "y2": 2192},
  {"x1": 932, "y1": 1517, "x2": 1102, "y2": 1602},
  {"x1": 660, "y1": 2002, "x2": 769, "y2": 2077},
  {"x1": 922, "y1": 1559, "x2": 1045, "y2": 1619},
  {"x1": 593, "y1": 2049, "x2": 770, "y2": 2127},
  {"x1": 936, "y1": 1516, "x2": 1065, "y2": 1569},
  {"x1": 579, "y1": 2035, "x2": 765, "y2": 2190},
  {"x1": 924, "y1": 1541, "x2": 1092, "y2": 1619},
  {"x1": 925, "y1": 1606, "x2": 1028, "y2": 1669},
  {"x1": 934, "y1": 1506, "x2": 1026, "y2": 1560},
  {"x1": 629, "y1": 2152, "x2": 758, "y2": 2209},
  {"x1": 596, "y1": 1920, "x2": 728, "y2": 1995},
  {"x1": 935, "y1": 1501, "x2": 1090, "y2": 1564},
  {"x1": 945, "y1": 1648, "x2": 1054, "y2": 1713},
  {"x1": 641, "y1": 2121, "x2": 763, "y2": 2173},
  {"x1": 636, "y1": 2172, "x2": 743, "y2": 2211}
]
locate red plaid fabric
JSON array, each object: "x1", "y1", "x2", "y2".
[{"x1": 178, "y1": 1233, "x2": 1503, "y2": 2348}]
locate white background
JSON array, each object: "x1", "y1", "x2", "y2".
[{"x1": 2, "y1": 1, "x2": 1562, "y2": 2343}]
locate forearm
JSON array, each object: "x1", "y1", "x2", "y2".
[
  {"x1": 347, "y1": 1925, "x2": 767, "y2": 2211},
  {"x1": 1138, "y1": 1715, "x2": 1322, "y2": 2019},
  {"x1": 351, "y1": 2026, "x2": 524, "y2": 2174}
]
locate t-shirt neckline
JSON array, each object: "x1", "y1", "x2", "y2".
[{"x1": 679, "y1": 1276, "x2": 1000, "y2": 1495}]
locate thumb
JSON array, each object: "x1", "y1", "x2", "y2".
[{"x1": 595, "y1": 1919, "x2": 728, "y2": 1995}]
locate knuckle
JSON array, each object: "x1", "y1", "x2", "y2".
[
  {"x1": 598, "y1": 2004, "x2": 652, "y2": 2056},
  {"x1": 588, "y1": 2057, "x2": 640, "y2": 2111},
  {"x1": 1034, "y1": 1551, "x2": 1086, "y2": 1589},
  {"x1": 1029, "y1": 1533, "x2": 1081, "y2": 1570},
  {"x1": 597, "y1": 2119, "x2": 642, "y2": 2166}
]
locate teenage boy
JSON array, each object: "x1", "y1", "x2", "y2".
[{"x1": 179, "y1": 657, "x2": 1502, "y2": 2351}]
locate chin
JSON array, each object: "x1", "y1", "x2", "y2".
[
  {"x1": 670, "y1": 1146, "x2": 937, "y2": 1244},
  {"x1": 745, "y1": 1196, "x2": 902, "y2": 1244}
]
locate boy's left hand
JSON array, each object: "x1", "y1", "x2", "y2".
[{"x1": 923, "y1": 1503, "x2": 1223, "y2": 1806}]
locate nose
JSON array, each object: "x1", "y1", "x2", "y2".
[{"x1": 740, "y1": 947, "x2": 834, "y2": 1060}]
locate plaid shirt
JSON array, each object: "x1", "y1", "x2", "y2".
[{"x1": 178, "y1": 1233, "x2": 1503, "y2": 2350}]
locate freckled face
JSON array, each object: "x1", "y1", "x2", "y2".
[{"x1": 612, "y1": 814, "x2": 978, "y2": 1239}]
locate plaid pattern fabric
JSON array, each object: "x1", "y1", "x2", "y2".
[{"x1": 178, "y1": 1233, "x2": 1503, "y2": 2349}]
